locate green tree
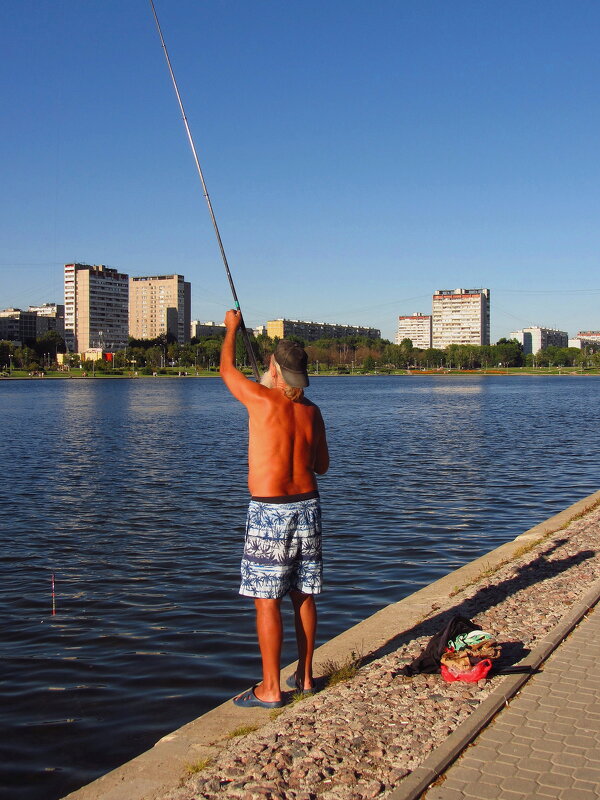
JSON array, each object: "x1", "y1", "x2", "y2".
[
  {"x1": 179, "y1": 344, "x2": 195, "y2": 367},
  {"x1": 14, "y1": 346, "x2": 38, "y2": 369},
  {"x1": 479, "y1": 346, "x2": 495, "y2": 368},
  {"x1": 381, "y1": 343, "x2": 400, "y2": 368},
  {"x1": 113, "y1": 351, "x2": 129, "y2": 369},
  {"x1": 254, "y1": 333, "x2": 274, "y2": 367},
  {"x1": 418, "y1": 348, "x2": 445, "y2": 368},
  {"x1": 167, "y1": 343, "x2": 182, "y2": 366},
  {"x1": 0, "y1": 340, "x2": 13, "y2": 369},
  {"x1": 235, "y1": 332, "x2": 260, "y2": 368},
  {"x1": 445, "y1": 345, "x2": 462, "y2": 368},
  {"x1": 494, "y1": 339, "x2": 524, "y2": 367},
  {"x1": 128, "y1": 347, "x2": 147, "y2": 369},
  {"x1": 93, "y1": 357, "x2": 110, "y2": 372},
  {"x1": 204, "y1": 339, "x2": 221, "y2": 370},
  {"x1": 539, "y1": 346, "x2": 578, "y2": 367},
  {"x1": 34, "y1": 330, "x2": 66, "y2": 360},
  {"x1": 362, "y1": 355, "x2": 376, "y2": 372},
  {"x1": 145, "y1": 347, "x2": 162, "y2": 369}
]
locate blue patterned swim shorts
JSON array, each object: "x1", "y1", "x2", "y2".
[{"x1": 240, "y1": 496, "x2": 322, "y2": 599}]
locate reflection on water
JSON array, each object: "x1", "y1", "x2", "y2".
[
  {"x1": 429, "y1": 382, "x2": 485, "y2": 394},
  {"x1": 1, "y1": 375, "x2": 600, "y2": 800}
]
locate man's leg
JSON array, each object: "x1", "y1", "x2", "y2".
[
  {"x1": 253, "y1": 597, "x2": 283, "y2": 703},
  {"x1": 291, "y1": 590, "x2": 317, "y2": 690}
]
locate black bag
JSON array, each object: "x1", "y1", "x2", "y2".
[{"x1": 398, "y1": 615, "x2": 477, "y2": 676}]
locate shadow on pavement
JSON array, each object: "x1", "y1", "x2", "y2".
[{"x1": 362, "y1": 537, "x2": 596, "y2": 668}]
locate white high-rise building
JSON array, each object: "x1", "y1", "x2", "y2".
[
  {"x1": 396, "y1": 313, "x2": 432, "y2": 348},
  {"x1": 64, "y1": 263, "x2": 129, "y2": 353},
  {"x1": 510, "y1": 326, "x2": 568, "y2": 355},
  {"x1": 432, "y1": 288, "x2": 490, "y2": 348}
]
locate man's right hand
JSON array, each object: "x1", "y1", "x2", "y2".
[{"x1": 224, "y1": 309, "x2": 242, "y2": 331}]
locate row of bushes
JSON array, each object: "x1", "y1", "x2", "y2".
[{"x1": 3, "y1": 333, "x2": 599, "y2": 372}]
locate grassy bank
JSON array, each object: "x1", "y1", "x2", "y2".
[{"x1": 2, "y1": 366, "x2": 600, "y2": 380}]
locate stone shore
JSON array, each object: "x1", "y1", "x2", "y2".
[{"x1": 164, "y1": 502, "x2": 600, "y2": 800}]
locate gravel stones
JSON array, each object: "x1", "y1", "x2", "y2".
[{"x1": 163, "y1": 504, "x2": 600, "y2": 800}]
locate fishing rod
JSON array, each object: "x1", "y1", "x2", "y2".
[{"x1": 149, "y1": 0, "x2": 261, "y2": 380}]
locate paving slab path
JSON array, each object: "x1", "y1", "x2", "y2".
[{"x1": 421, "y1": 604, "x2": 600, "y2": 800}]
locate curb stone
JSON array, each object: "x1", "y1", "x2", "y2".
[{"x1": 386, "y1": 576, "x2": 600, "y2": 800}]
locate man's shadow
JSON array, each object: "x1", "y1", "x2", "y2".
[{"x1": 361, "y1": 537, "x2": 596, "y2": 671}]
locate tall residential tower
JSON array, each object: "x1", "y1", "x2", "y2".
[
  {"x1": 432, "y1": 288, "x2": 490, "y2": 348},
  {"x1": 129, "y1": 274, "x2": 191, "y2": 344},
  {"x1": 64, "y1": 263, "x2": 129, "y2": 352}
]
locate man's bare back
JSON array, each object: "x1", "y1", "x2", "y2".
[{"x1": 220, "y1": 310, "x2": 328, "y2": 497}]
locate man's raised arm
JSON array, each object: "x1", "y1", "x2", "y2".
[{"x1": 219, "y1": 309, "x2": 264, "y2": 405}]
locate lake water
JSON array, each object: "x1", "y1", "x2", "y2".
[{"x1": 1, "y1": 375, "x2": 599, "y2": 800}]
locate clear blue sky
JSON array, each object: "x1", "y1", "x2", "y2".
[{"x1": 1, "y1": 0, "x2": 599, "y2": 341}]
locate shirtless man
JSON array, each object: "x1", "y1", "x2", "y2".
[{"x1": 220, "y1": 309, "x2": 329, "y2": 708}]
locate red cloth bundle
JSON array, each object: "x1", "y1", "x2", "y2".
[{"x1": 440, "y1": 658, "x2": 493, "y2": 683}]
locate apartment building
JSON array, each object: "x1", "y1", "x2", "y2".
[
  {"x1": 432, "y1": 288, "x2": 490, "y2": 348},
  {"x1": 0, "y1": 308, "x2": 38, "y2": 345},
  {"x1": 64, "y1": 263, "x2": 129, "y2": 353},
  {"x1": 509, "y1": 326, "x2": 568, "y2": 354},
  {"x1": 190, "y1": 320, "x2": 226, "y2": 338},
  {"x1": 396, "y1": 312, "x2": 432, "y2": 348},
  {"x1": 28, "y1": 303, "x2": 65, "y2": 338},
  {"x1": 568, "y1": 337, "x2": 600, "y2": 352},
  {"x1": 576, "y1": 331, "x2": 600, "y2": 343},
  {"x1": 129, "y1": 274, "x2": 191, "y2": 344},
  {"x1": 266, "y1": 319, "x2": 380, "y2": 341}
]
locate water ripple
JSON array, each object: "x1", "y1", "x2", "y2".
[{"x1": 1, "y1": 375, "x2": 599, "y2": 800}]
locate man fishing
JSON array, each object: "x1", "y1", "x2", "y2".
[{"x1": 220, "y1": 309, "x2": 329, "y2": 708}]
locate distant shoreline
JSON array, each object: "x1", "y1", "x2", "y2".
[{"x1": 2, "y1": 369, "x2": 600, "y2": 381}]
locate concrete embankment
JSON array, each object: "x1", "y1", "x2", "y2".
[{"x1": 63, "y1": 489, "x2": 600, "y2": 800}]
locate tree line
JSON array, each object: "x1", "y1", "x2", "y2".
[{"x1": 2, "y1": 331, "x2": 599, "y2": 373}]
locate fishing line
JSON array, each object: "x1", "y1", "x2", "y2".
[{"x1": 148, "y1": 0, "x2": 260, "y2": 379}]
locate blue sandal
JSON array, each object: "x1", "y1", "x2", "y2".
[
  {"x1": 286, "y1": 673, "x2": 315, "y2": 694},
  {"x1": 233, "y1": 686, "x2": 284, "y2": 709}
]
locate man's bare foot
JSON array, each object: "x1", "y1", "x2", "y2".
[{"x1": 253, "y1": 681, "x2": 282, "y2": 704}]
